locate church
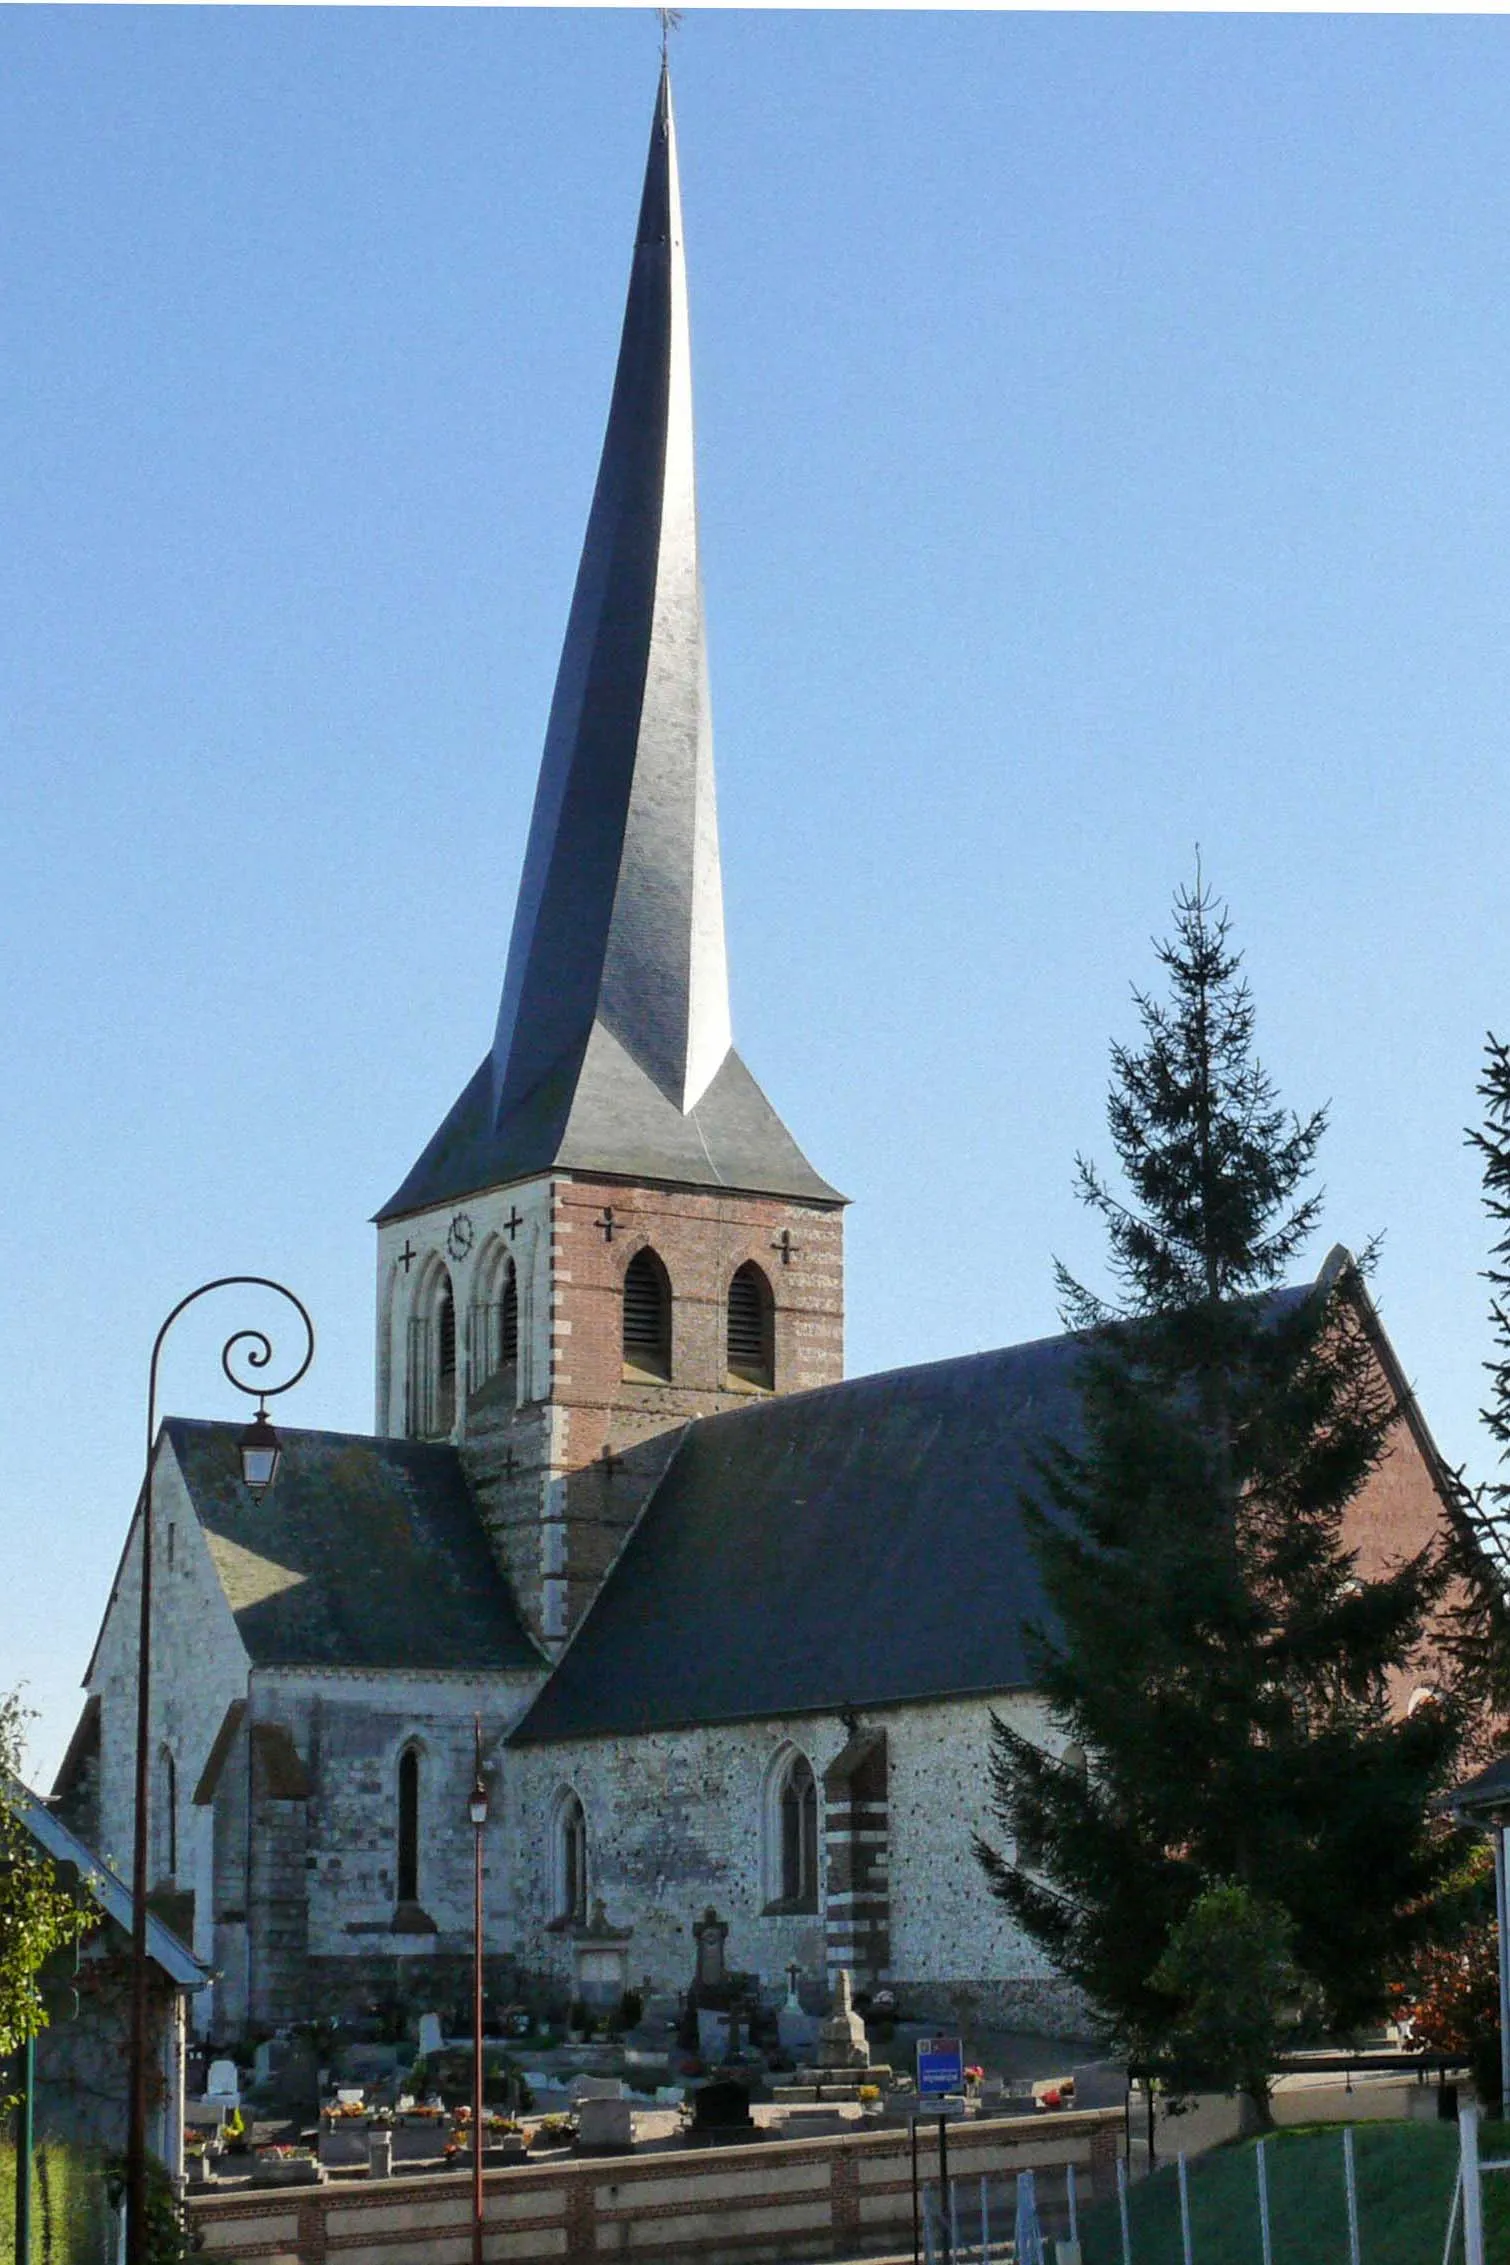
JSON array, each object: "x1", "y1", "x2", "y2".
[{"x1": 57, "y1": 69, "x2": 1460, "y2": 2045}]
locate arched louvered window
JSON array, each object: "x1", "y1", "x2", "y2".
[
  {"x1": 397, "y1": 1746, "x2": 421, "y2": 1904},
  {"x1": 727, "y1": 1261, "x2": 775, "y2": 1389},
  {"x1": 500, "y1": 1266, "x2": 519, "y2": 1366},
  {"x1": 407, "y1": 1262, "x2": 458, "y2": 1438},
  {"x1": 470, "y1": 1247, "x2": 519, "y2": 1398},
  {"x1": 437, "y1": 1285, "x2": 456, "y2": 1427},
  {"x1": 622, "y1": 1248, "x2": 671, "y2": 1380}
]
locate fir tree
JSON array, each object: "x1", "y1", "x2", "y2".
[
  {"x1": 976, "y1": 882, "x2": 1464, "y2": 2105},
  {"x1": 1448, "y1": 1037, "x2": 1510, "y2": 1706}
]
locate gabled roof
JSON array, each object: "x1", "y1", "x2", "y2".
[
  {"x1": 512, "y1": 1331, "x2": 1088, "y2": 1743},
  {"x1": 5, "y1": 1775, "x2": 207, "y2": 1990},
  {"x1": 378, "y1": 70, "x2": 837, "y2": 1220},
  {"x1": 165, "y1": 1419, "x2": 540, "y2": 1674},
  {"x1": 512, "y1": 1271, "x2": 1426, "y2": 1746}
]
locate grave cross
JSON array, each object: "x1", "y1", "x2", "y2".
[
  {"x1": 771, "y1": 1228, "x2": 800, "y2": 1268},
  {"x1": 597, "y1": 1206, "x2": 618, "y2": 1243},
  {"x1": 398, "y1": 1240, "x2": 419, "y2": 1274},
  {"x1": 503, "y1": 1206, "x2": 524, "y2": 1241}
]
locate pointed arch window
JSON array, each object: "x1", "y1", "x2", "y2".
[
  {"x1": 763, "y1": 1747, "x2": 819, "y2": 1913},
  {"x1": 622, "y1": 1248, "x2": 672, "y2": 1381},
  {"x1": 406, "y1": 1263, "x2": 458, "y2": 1438},
  {"x1": 470, "y1": 1245, "x2": 520, "y2": 1398},
  {"x1": 397, "y1": 1746, "x2": 421, "y2": 1905},
  {"x1": 727, "y1": 1261, "x2": 774, "y2": 1389},
  {"x1": 552, "y1": 1789, "x2": 588, "y2": 1925},
  {"x1": 156, "y1": 1746, "x2": 178, "y2": 1883}
]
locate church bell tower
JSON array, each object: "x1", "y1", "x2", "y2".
[{"x1": 373, "y1": 68, "x2": 845, "y2": 1653}]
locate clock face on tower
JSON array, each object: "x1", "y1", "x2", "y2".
[{"x1": 446, "y1": 1210, "x2": 475, "y2": 1263}]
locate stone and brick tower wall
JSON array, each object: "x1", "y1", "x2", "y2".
[
  {"x1": 460, "y1": 1175, "x2": 843, "y2": 1647},
  {"x1": 373, "y1": 73, "x2": 846, "y2": 1655}
]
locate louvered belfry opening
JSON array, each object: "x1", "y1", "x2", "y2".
[
  {"x1": 436, "y1": 1282, "x2": 457, "y2": 1432},
  {"x1": 727, "y1": 1261, "x2": 774, "y2": 1388},
  {"x1": 622, "y1": 1247, "x2": 672, "y2": 1379},
  {"x1": 500, "y1": 1266, "x2": 519, "y2": 1365}
]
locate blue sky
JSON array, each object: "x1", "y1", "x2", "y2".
[{"x1": 4, "y1": 8, "x2": 1508, "y2": 1778}]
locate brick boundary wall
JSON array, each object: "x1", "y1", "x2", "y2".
[{"x1": 189, "y1": 2107, "x2": 1122, "y2": 2265}]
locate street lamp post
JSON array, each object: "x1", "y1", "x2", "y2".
[
  {"x1": 126, "y1": 1278, "x2": 314, "y2": 2265},
  {"x1": 468, "y1": 1720, "x2": 489, "y2": 2265}
]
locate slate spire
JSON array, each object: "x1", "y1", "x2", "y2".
[
  {"x1": 379, "y1": 72, "x2": 838, "y2": 1220},
  {"x1": 490, "y1": 62, "x2": 731, "y2": 1123}
]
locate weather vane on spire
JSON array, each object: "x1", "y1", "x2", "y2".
[{"x1": 656, "y1": 8, "x2": 683, "y2": 64}]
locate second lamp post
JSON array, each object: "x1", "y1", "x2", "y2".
[{"x1": 468, "y1": 1720, "x2": 489, "y2": 2265}]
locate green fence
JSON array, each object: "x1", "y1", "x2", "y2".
[{"x1": 0, "y1": 2141, "x2": 116, "y2": 2265}]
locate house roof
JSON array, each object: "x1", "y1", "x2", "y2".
[
  {"x1": 165, "y1": 1419, "x2": 540, "y2": 1674},
  {"x1": 1447, "y1": 1752, "x2": 1510, "y2": 1822},
  {"x1": 6, "y1": 1776, "x2": 207, "y2": 1990},
  {"x1": 511, "y1": 1330, "x2": 1090, "y2": 1743},
  {"x1": 378, "y1": 69, "x2": 836, "y2": 1221}
]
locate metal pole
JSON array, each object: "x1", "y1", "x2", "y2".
[
  {"x1": 472, "y1": 1720, "x2": 485, "y2": 2265},
  {"x1": 15, "y1": 2030, "x2": 35, "y2": 2265},
  {"x1": 1344, "y1": 2125, "x2": 1363, "y2": 2265},
  {"x1": 1256, "y1": 2138, "x2": 1272, "y2": 2265},
  {"x1": 1495, "y1": 1824, "x2": 1510, "y2": 2117},
  {"x1": 1461, "y1": 2105, "x2": 1484, "y2": 2265},
  {"x1": 1067, "y1": 2159, "x2": 1079, "y2": 2248},
  {"x1": 939, "y1": 2115, "x2": 952, "y2": 2265},
  {"x1": 980, "y1": 2173, "x2": 990, "y2": 2263},
  {"x1": 125, "y1": 1279, "x2": 314, "y2": 2265},
  {"x1": 911, "y1": 2117, "x2": 921, "y2": 2265},
  {"x1": 1116, "y1": 2154, "x2": 1133, "y2": 2265},
  {"x1": 1177, "y1": 2153, "x2": 1192, "y2": 2265}
]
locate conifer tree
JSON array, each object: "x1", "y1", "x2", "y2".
[
  {"x1": 976, "y1": 882, "x2": 1464, "y2": 2095},
  {"x1": 1449, "y1": 1037, "x2": 1510, "y2": 1704}
]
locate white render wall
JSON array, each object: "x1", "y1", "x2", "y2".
[
  {"x1": 88, "y1": 1435, "x2": 252, "y2": 1985},
  {"x1": 259, "y1": 1665, "x2": 541, "y2": 1961},
  {"x1": 505, "y1": 1691, "x2": 1075, "y2": 2019},
  {"x1": 375, "y1": 1176, "x2": 553, "y2": 1437}
]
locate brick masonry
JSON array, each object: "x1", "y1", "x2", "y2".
[{"x1": 376, "y1": 1171, "x2": 844, "y2": 1650}]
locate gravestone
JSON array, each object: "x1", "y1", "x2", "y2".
[
  {"x1": 814, "y1": 1970, "x2": 870, "y2": 2070},
  {"x1": 573, "y1": 1897, "x2": 632, "y2": 2009},
  {"x1": 689, "y1": 2077, "x2": 755, "y2": 2145},
  {"x1": 693, "y1": 1908, "x2": 728, "y2": 1995},
  {"x1": 696, "y1": 2009, "x2": 730, "y2": 2061},
  {"x1": 777, "y1": 2001, "x2": 819, "y2": 2058},
  {"x1": 577, "y1": 2095, "x2": 634, "y2": 2151}
]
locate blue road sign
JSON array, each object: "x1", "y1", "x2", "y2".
[{"x1": 916, "y1": 2036, "x2": 965, "y2": 2096}]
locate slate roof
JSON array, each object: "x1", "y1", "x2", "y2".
[
  {"x1": 511, "y1": 1332, "x2": 1091, "y2": 1743},
  {"x1": 512, "y1": 1282, "x2": 1347, "y2": 1745},
  {"x1": 6, "y1": 1775, "x2": 207, "y2": 1989},
  {"x1": 165, "y1": 1419, "x2": 539, "y2": 1674},
  {"x1": 379, "y1": 70, "x2": 837, "y2": 1220}
]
